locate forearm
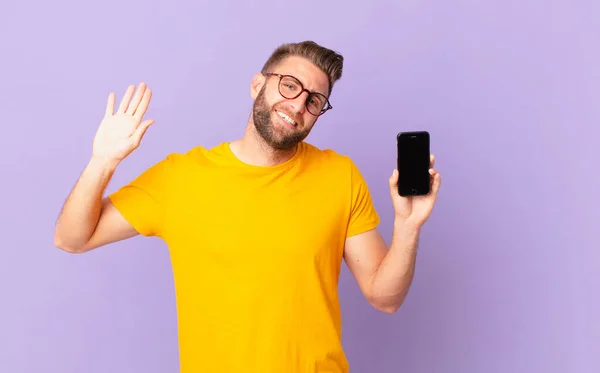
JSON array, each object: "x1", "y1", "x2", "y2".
[
  {"x1": 54, "y1": 157, "x2": 118, "y2": 250},
  {"x1": 370, "y1": 220, "x2": 420, "y2": 312}
]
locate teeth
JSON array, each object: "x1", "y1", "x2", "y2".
[{"x1": 277, "y1": 111, "x2": 296, "y2": 126}]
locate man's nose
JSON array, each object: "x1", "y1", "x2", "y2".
[{"x1": 287, "y1": 90, "x2": 309, "y2": 114}]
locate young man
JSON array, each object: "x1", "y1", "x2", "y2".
[{"x1": 54, "y1": 41, "x2": 441, "y2": 373}]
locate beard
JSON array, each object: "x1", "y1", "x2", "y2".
[{"x1": 252, "y1": 86, "x2": 311, "y2": 151}]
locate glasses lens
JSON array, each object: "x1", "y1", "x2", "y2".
[
  {"x1": 278, "y1": 75, "x2": 330, "y2": 116},
  {"x1": 279, "y1": 76, "x2": 302, "y2": 99},
  {"x1": 306, "y1": 93, "x2": 328, "y2": 116}
]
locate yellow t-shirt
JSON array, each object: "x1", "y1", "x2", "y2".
[{"x1": 108, "y1": 141, "x2": 380, "y2": 373}]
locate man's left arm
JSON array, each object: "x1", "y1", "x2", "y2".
[{"x1": 344, "y1": 155, "x2": 441, "y2": 314}]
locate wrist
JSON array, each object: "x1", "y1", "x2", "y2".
[
  {"x1": 393, "y1": 217, "x2": 421, "y2": 237},
  {"x1": 88, "y1": 155, "x2": 120, "y2": 174},
  {"x1": 391, "y1": 219, "x2": 420, "y2": 255}
]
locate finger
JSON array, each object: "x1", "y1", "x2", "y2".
[
  {"x1": 131, "y1": 119, "x2": 154, "y2": 145},
  {"x1": 388, "y1": 169, "x2": 399, "y2": 196},
  {"x1": 105, "y1": 92, "x2": 115, "y2": 116},
  {"x1": 430, "y1": 169, "x2": 441, "y2": 195},
  {"x1": 430, "y1": 154, "x2": 435, "y2": 168},
  {"x1": 134, "y1": 88, "x2": 153, "y2": 120},
  {"x1": 429, "y1": 168, "x2": 436, "y2": 188},
  {"x1": 126, "y1": 82, "x2": 146, "y2": 116},
  {"x1": 117, "y1": 85, "x2": 136, "y2": 114}
]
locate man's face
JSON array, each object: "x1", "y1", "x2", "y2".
[{"x1": 251, "y1": 56, "x2": 330, "y2": 151}]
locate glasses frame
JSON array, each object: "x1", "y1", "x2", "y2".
[{"x1": 262, "y1": 72, "x2": 333, "y2": 116}]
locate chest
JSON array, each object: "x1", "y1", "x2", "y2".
[{"x1": 164, "y1": 170, "x2": 351, "y2": 269}]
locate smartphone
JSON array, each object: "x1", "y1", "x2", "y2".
[{"x1": 397, "y1": 131, "x2": 431, "y2": 196}]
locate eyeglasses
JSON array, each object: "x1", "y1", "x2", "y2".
[{"x1": 262, "y1": 72, "x2": 333, "y2": 116}]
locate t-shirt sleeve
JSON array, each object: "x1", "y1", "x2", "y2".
[
  {"x1": 107, "y1": 154, "x2": 176, "y2": 238},
  {"x1": 346, "y1": 158, "x2": 380, "y2": 238}
]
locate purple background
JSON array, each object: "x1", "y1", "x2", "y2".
[{"x1": 1, "y1": 1, "x2": 599, "y2": 372}]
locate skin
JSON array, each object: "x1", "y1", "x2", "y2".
[
  {"x1": 228, "y1": 55, "x2": 327, "y2": 165},
  {"x1": 53, "y1": 55, "x2": 442, "y2": 314}
]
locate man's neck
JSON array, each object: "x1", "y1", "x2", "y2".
[{"x1": 229, "y1": 123, "x2": 297, "y2": 167}]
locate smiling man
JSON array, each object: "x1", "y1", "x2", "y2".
[{"x1": 54, "y1": 41, "x2": 441, "y2": 373}]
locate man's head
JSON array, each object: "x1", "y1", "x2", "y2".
[{"x1": 250, "y1": 41, "x2": 344, "y2": 151}]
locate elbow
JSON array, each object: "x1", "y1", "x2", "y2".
[
  {"x1": 373, "y1": 302, "x2": 401, "y2": 315},
  {"x1": 368, "y1": 293, "x2": 406, "y2": 314},
  {"x1": 53, "y1": 233, "x2": 85, "y2": 254},
  {"x1": 54, "y1": 240, "x2": 82, "y2": 254}
]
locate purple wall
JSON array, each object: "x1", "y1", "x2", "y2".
[{"x1": 1, "y1": 1, "x2": 598, "y2": 372}]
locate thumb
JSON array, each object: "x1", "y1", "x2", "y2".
[
  {"x1": 389, "y1": 169, "x2": 399, "y2": 197},
  {"x1": 132, "y1": 119, "x2": 155, "y2": 145}
]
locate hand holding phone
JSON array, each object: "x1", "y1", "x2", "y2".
[{"x1": 397, "y1": 131, "x2": 431, "y2": 196}]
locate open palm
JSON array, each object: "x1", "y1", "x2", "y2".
[
  {"x1": 389, "y1": 154, "x2": 441, "y2": 230},
  {"x1": 93, "y1": 82, "x2": 154, "y2": 163}
]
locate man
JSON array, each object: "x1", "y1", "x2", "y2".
[{"x1": 54, "y1": 41, "x2": 441, "y2": 373}]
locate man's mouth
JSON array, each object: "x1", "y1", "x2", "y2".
[{"x1": 276, "y1": 110, "x2": 298, "y2": 127}]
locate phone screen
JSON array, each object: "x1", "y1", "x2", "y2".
[{"x1": 397, "y1": 131, "x2": 431, "y2": 196}]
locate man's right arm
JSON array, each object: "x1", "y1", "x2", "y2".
[
  {"x1": 54, "y1": 157, "x2": 138, "y2": 253},
  {"x1": 54, "y1": 82, "x2": 155, "y2": 253}
]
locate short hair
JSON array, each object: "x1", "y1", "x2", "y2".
[{"x1": 261, "y1": 40, "x2": 344, "y2": 96}]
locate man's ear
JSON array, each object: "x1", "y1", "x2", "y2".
[{"x1": 250, "y1": 73, "x2": 265, "y2": 100}]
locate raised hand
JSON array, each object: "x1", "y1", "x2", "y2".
[{"x1": 92, "y1": 82, "x2": 154, "y2": 164}]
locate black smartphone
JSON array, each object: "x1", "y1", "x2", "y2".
[{"x1": 397, "y1": 131, "x2": 431, "y2": 196}]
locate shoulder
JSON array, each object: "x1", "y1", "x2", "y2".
[
  {"x1": 301, "y1": 141, "x2": 356, "y2": 169},
  {"x1": 300, "y1": 142, "x2": 364, "y2": 183},
  {"x1": 155, "y1": 142, "x2": 232, "y2": 169}
]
